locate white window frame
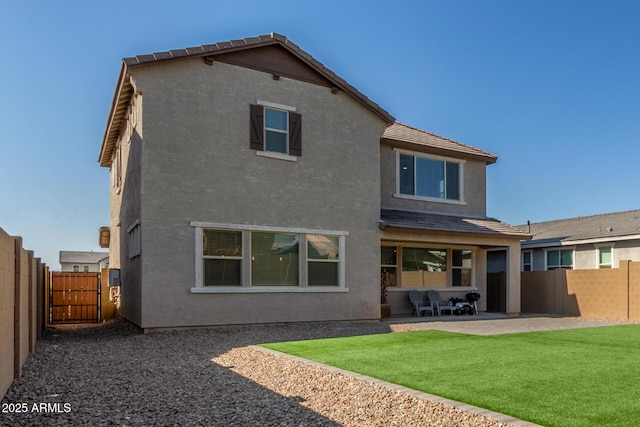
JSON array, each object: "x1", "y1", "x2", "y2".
[
  {"x1": 393, "y1": 148, "x2": 465, "y2": 205},
  {"x1": 545, "y1": 248, "x2": 574, "y2": 270},
  {"x1": 256, "y1": 100, "x2": 298, "y2": 162},
  {"x1": 190, "y1": 222, "x2": 348, "y2": 293},
  {"x1": 595, "y1": 244, "x2": 614, "y2": 269}
]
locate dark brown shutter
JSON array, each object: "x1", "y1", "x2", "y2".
[
  {"x1": 249, "y1": 104, "x2": 264, "y2": 151},
  {"x1": 289, "y1": 112, "x2": 302, "y2": 156}
]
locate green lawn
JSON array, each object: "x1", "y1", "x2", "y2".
[{"x1": 262, "y1": 325, "x2": 640, "y2": 427}]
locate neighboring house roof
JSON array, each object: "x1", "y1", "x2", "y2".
[
  {"x1": 519, "y1": 209, "x2": 640, "y2": 247},
  {"x1": 382, "y1": 122, "x2": 498, "y2": 164},
  {"x1": 380, "y1": 209, "x2": 531, "y2": 240},
  {"x1": 98, "y1": 32, "x2": 396, "y2": 167},
  {"x1": 59, "y1": 251, "x2": 109, "y2": 264}
]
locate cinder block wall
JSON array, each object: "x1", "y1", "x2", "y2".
[
  {"x1": 0, "y1": 228, "x2": 47, "y2": 400},
  {"x1": 0, "y1": 228, "x2": 15, "y2": 399},
  {"x1": 629, "y1": 262, "x2": 640, "y2": 319},
  {"x1": 522, "y1": 261, "x2": 639, "y2": 320},
  {"x1": 566, "y1": 267, "x2": 628, "y2": 318}
]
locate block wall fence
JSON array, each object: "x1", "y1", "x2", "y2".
[
  {"x1": 522, "y1": 260, "x2": 640, "y2": 319},
  {"x1": 0, "y1": 227, "x2": 48, "y2": 400}
]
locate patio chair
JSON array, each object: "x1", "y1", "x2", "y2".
[
  {"x1": 427, "y1": 289, "x2": 455, "y2": 316},
  {"x1": 408, "y1": 290, "x2": 437, "y2": 317}
]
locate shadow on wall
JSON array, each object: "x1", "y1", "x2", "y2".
[{"x1": 520, "y1": 262, "x2": 640, "y2": 319}]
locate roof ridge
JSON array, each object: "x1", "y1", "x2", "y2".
[{"x1": 523, "y1": 208, "x2": 640, "y2": 226}]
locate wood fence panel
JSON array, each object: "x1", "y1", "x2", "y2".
[
  {"x1": 51, "y1": 272, "x2": 100, "y2": 323},
  {"x1": 521, "y1": 270, "x2": 565, "y2": 314}
]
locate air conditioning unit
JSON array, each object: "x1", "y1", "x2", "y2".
[{"x1": 108, "y1": 269, "x2": 121, "y2": 287}]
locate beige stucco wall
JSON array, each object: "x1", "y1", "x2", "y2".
[
  {"x1": 379, "y1": 143, "x2": 488, "y2": 217},
  {"x1": 108, "y1": 90, "x2": 143, "y2": 325},
  {"x1": 122, "y1": 59, "x2": 388, "y2": 329}
]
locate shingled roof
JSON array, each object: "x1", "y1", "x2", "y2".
[
  {"x1": 382, "y1": 122, "x2": 498, "y2": 164},
  {"x1": 520, "y1": 209, "x2": 640, "y2": 246},
  {"x1": 380, "y1": 209, "x2": 530, "y2": 240},
  {"x1": 98, "y1": 33, "x2": 395, "y2": 166}
]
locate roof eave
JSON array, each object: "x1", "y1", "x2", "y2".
[
  {"x1": 379, "y1": 221, "x2": 531, "y2": 241},
  {"x1": 98, "y1": 62, "x2": 132, "y2": 167},
  {"x1": 121, "y1": 33, "x2": 395, "y2": 126},
  {"x1": 381, "y1": 137, "x2": 497, "y2": 164}
]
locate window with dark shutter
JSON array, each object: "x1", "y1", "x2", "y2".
[
  {"x1": 249, "y1": 104, "x2": 264, "y2": 151},
  {"x1": 250, "y1": 103, "x2": 302, "y2": 157},
  {"x1": 289, "y1": 112, "x2": 302, "y2": 156}
]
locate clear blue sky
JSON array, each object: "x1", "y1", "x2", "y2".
[{"x1": 1, "y1": 0, "x2": 639, "y2": 268}]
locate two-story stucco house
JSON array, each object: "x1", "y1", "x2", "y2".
[{"x1": 98, "y1": 33, "x2": 529, "y2": 331}]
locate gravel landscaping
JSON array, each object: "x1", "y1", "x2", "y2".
[{"x1": 2, "y1": 319, "x2": 517, "y2": 426}]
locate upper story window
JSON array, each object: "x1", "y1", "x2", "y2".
[
  {"x1": 397, "y1": 151, "x2": 462, "y2": 202},
  {"x1": 250, "y1": 101, "x2": 302, "y2": 159},
  {"x1": 264, "y1": 108, "x2": 289, "y2": 153}
]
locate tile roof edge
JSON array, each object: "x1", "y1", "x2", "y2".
[{"x1": 385, "y1": 121, "x2": 498, "y2": 162}]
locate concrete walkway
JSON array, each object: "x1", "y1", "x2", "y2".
[{"x1": 384, "y1": 313, "x2": 628, "y2": 335}]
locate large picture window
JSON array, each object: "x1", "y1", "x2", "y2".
[
  {"x1": 251, "y1": 232, "x2": 299, "y2": 286},
  {"x1": 398, "y1": 152, "x2": 461, "y2": 201},
  {"x1": 402, "y1": 247, "x2": 447, "y2": 288},
  {"x1": 192, "y1": 223, "x2": 346, "y2": 291}
]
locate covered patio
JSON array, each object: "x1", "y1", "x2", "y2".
[{"x1": 379, "y1": 209, "x2": 531, "y2": 317}]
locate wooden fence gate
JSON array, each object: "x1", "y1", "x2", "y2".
[{"x1": 50, "y1": 272, "x2": 100, "y2": 323}]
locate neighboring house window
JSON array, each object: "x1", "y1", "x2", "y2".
[
  {"x1": 83, "y1": 266, "x2": 89, "y2": 272},
  {"x1": 522, "y1": 251, "x2": 532, "y2": 271},
  {"x1": 250, "y1": 102, "x2": 302, "y2": 157},
  {"x1": 381, "y1": 246, "x2": 398, "y2": 287},
  {"x1": 73, "y1": 265, "x2": 79, "y2": 272},
  {"x1": 128, "y1": 221, "x2": 141, "y2": 259},
  {"x1": 546, "y1": 249, "x2": 573, "y2": 270},
  {"x1": 451, "y1": 250, "x2": 472, "y2": 286},
  {"x1": 397, "y1": 152, "x2": 461, "y2": 201},
  {"x1": 598, "y1": 246, "x2": 612, "y2": 269},
  {"x1": 193, "y1": 223, "x2": 346, "y2": 290}
]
